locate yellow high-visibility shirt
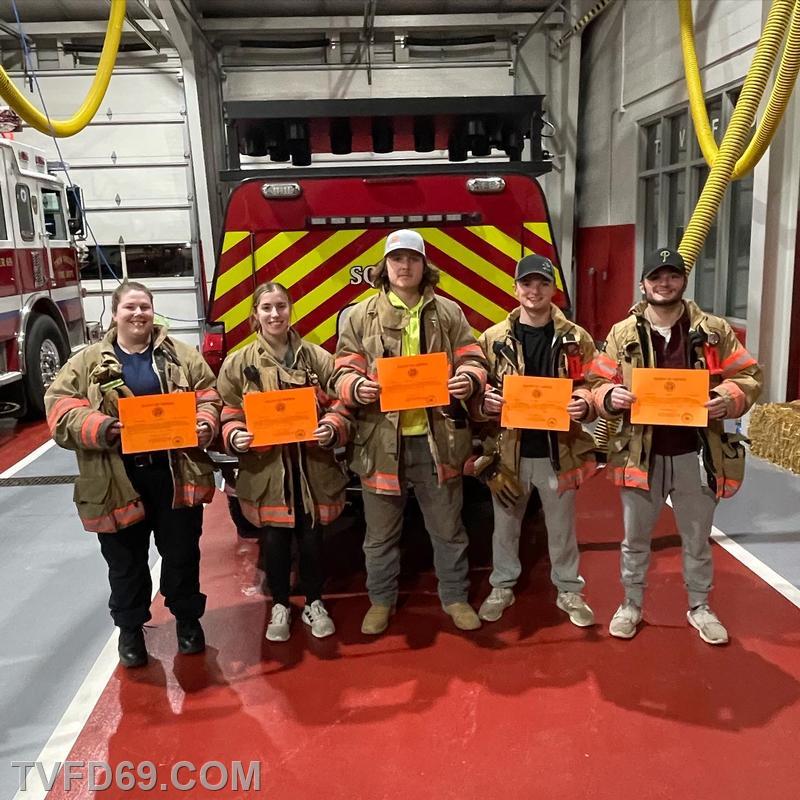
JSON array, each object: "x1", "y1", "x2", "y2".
[{"x1": 387, "y1": 290, "x2": 428, "y2": 436}]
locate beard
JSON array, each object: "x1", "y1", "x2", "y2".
[{"x1": 643, "y1": 286, "x2": 685, "y2": 308}]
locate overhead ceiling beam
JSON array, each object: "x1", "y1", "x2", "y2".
[
  {"x1": 0, "y1": 20, "x2": 164, "y2": 38},
  {"x1": 202, "y1": 12, "x2": 565, "y2": 36}
]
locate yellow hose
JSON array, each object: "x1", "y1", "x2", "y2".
[
  {"x1": 680, "y1": 0, "x2": 800, "y2": 180},
  {"x1": 678, "y1": 0, "x2": 795, "y2": 270},
  {"x1": 0, "y1": 0, "x2": 125, "y2": 137}
]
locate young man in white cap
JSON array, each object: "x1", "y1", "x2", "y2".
[
  {"x1": 588, "y1": 247, "x2": 762, "y2": 644},
  {"x1": 476, "y1": 254, "x2": 599, "y2": 627},
  {"x1": 330, "y1": 230, "x2": 488, "y2": 635}
]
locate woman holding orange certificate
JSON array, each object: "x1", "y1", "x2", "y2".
[
  {"x1": 45, "y1": 281, "x2": 221, "y2": 669},
  {"x1": 216, "y1": 282, "x2": 351, "y2": 642},
  {"x1": 330, "y1": 229, "x2": 488, "y2": 635}
]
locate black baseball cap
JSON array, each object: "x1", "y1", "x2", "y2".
[
  {"x1": 642, "y1": 247, "x2": 687, "y2": 280},
  {"x1": 515, "y1": 254, "x2": 556, "y2": 283}
]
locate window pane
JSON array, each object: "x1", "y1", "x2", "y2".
[
  {"x1": 81, "y1": 245, "x2": 122, "y2": 280},
  {"x1": 669, "y1": 112, "x2": 688, "y2": 165},
  {"x1": 15, "y1": 184, "x2": 35, "y2": 241},
  {"x1": 0, "y1": 186, "x2": 7, "y2": 240},
  {"x1": 125, "y1": 243, "x2": 193, "y2": 279},
  {"x1": 692, "y1": 166, "x2": 717, "y2": 311},
  {"x1": 42, "y1": 189, "x2": 67, "y2": 240},
  {"x1": 692, "y1": 96, "x2": 722, "y2": 159},
  {"x1": 667, "y1": 170, "x2": 686, "y2": 248},
  {"x1": 645, "y1": 121, "x2": 662, "y2": 170},
  {"x1": 643, "y1": 176, "x2": 660, "y2": 254},
  {"x1": 725, "y1": 174, "x2": 753, "y2": 318}
]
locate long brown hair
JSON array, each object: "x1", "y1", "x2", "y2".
[
  {"x1": 369, "y1": 254, "x2": 440, "y2": 293},
  {"x1": 250, "y1": 282, "x2": 293, "y2": 332}
]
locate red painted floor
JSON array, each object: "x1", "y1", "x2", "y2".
[
  {"x1": 47, "y1": 473, "x2": 800, "y2": 800},
  {"x1": 0, "y1": 419, "x2": 50, "y2": 472}
]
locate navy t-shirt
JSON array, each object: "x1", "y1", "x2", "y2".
[{"x1": 113, "y1": 342, "x2": 161, "y2": 396}]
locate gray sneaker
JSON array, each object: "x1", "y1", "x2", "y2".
[
  {"x1": 302, "y1": 600, "x2": 335, "y2": 638},
  {"x1": 478, "y1": 587, "x2": 515, "y2": 622},
  {"x1": 609, "y1": 600, "x2": 642, "y2": 639},
  {"x1": 687, "y1": 604, "x2": 729, "y2": 645},
  {"x1": 556, "y1": 591, "x2": 595, "y2": 627},
  {"x1": 266, "y1": 603, "x2": 291, "y2": 642}
]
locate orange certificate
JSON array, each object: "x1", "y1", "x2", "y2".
[
  {"x1": 243, "y1": 387, "x2": 318, "y2": 446},
  {"x1": 119, "y1": 392, "x2": 198, "y2": 454},
  {"x1": 630, "y1": 368, "x2": 709, "y2": 427},
  {"x1": 501, "y1": 375, "x2": 573, "y2": 431},
  {"x1": 376, "y1": 352, "x2": 450, "y2": 412}
]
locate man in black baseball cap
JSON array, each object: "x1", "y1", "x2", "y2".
[
  {"x1": 515, "y1": 253, "x2": 557, "y2": 283},
  {"x1": 641, "y1": 247, "x2": 687, "y2": 280}
]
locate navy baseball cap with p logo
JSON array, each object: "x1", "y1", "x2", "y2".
[
  {"x1": 642, "y1": 247, "x2": 687, "y2": 279},
  {"x1": 514, "y1": 254, "x2": 556, "y2": 283}
]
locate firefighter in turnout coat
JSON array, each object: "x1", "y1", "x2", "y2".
[
  {"x1": 45, "y1": 282, "x2": 221, "y2": 668},
  {"x1": 586, "y1": 248, "x2": 762, "y2": 645},
  {"x1": 475, "y1": 254, "x2": 599, "y2": 627},
  {"x1": 330, "y1": 230, "x2": 489, "y2": 635}
]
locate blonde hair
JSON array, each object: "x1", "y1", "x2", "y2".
[{"x1": 250, "y1": 282, "x2": 293, "y2": 332}]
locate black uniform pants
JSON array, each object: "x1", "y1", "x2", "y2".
[
  {"x1": 98, "y1": 458, "x2": 206, "y2": 629},
  {"x1": 260, "y1": 458, "x2": 324, "y2": 606}
]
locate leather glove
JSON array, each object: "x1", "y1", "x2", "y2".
[{"x1": 473, "y1": 453, "x2": 523, "y2": 510}]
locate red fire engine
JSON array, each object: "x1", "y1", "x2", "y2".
[
  {"x1": 203, "y1": 96, "x2": 567, "y2": 366},
  {"x1": 0, "y1": 135, "x2": 88, "y2": 418}
]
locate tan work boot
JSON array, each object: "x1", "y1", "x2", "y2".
[
  {"x1": 361, "y1": 604, "x2": 394, "y2": 635},
  {"x1": 443, "y1": 602, "x2": 481, "y2": 631}
]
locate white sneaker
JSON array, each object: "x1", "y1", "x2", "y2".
[
  {"x1": 302, "y1": 600, "x2": 335, "y2": 638},
  {"x1": 556, "y1": 591, "x2": 595, "y2": 627},
  {"x1": 687, "y1": 604, "x2": 729, "y2": 645},
  {"x1": 478, "y1": 587, "x2": 515, "y2": 622},
  {"x1": 609, "y1": 600, "x2": 642, "y2": 639},
  {"x1": 266, "y1": 603, "x2": 291, "y2": 642}
]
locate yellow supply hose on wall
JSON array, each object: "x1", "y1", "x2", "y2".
[
  {"x1": 680, "y1": 0, "x2": 800, "y2": 180},
  {"x1": 0, "y1": 0, "x2": 125, "y2": 137},
  {"x1": 678, "y1": 0, "x2": 798, "y2": 271}
]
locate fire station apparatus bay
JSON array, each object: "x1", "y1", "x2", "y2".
[
  {"x1": 630, "y1": 368, "x2": 710, "y2": 427},
  {"x1": 118, "y1": 393, "x2": 198, "y2": 454},
  {"x1": 376, "y1": 352, "x2": 450, "y2": 412},
  {"x1": 501, "y1": 375, "x2": 573, "y2": 431},
  {"x1": 243, "y1": 387, "x2": 318, "y2": 446}
]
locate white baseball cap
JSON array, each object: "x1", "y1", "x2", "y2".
[{"x1": 383, "y1": 229, "x2": 426, "y2": 258}]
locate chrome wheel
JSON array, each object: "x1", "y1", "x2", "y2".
[{"x1": 39, "y1": 338, "x2": 62, "y2": 390}]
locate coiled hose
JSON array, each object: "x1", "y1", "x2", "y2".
[
  {"x1": 678, "y1": 0, "x2": 797, "y2": 271},
  {"x1": 680, "y1": 0, "x2": 800, "y2": 180},
  {"x1": 0, "y1": 0, "x2": 125, "y2": 137}
]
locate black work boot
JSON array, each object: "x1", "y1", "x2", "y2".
[
  {"x1": 176, "y1": 618, "x2": 205, "y2": 655},
  {"x1": 118, "y1": 627, "x2": 147, "y2": 668}
]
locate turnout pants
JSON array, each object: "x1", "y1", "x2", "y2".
[
  {"x1": 361, "y1": 435, "x2": 470, "y2": 607},
  {"x1": 620, "y1": 452, "x2": 718, "y2": 609},
  {"x1": 98, "y1": 459, "x2": 206, "y2": 629},
  {"x1": 489, "y1": 457, "x2": 584, "y2": 593}
]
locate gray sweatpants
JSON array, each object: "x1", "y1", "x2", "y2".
[
  {"x1": 620, "y1": 451, "x2": 718, "y2": 609},
  {"x1": 490, "y1": 457, "x2": 584, "y2": 593},
  {"x1": 361, "y1": 436, "x2": 470, "y2": 607}
]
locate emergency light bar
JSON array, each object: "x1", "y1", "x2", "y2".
[{"x1": 306, "y1": 212, "x2": 482, "y2": 228}]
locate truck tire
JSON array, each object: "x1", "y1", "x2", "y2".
[{"x1": 22, "y1": 314, "x2": 69, "y2": 419}]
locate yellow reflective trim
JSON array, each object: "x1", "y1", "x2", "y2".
[
  {"x1": 222, "y1": 231, "x2": 249, "y2": 254},
  {"x1": 303, "y1": 288, "x2": 376, "y2": 345},
  {"x1": 230, "y1": 331, "x2": 256, "y2": 353},
  {"x1": 292, "y1": 238, "x2": 386, "y2": 321},
  {"x1": 419, "y1": 228, "x2": 515, "y2": 297},
  {"x1": 215, "y1": 231, "x2": 307, "y2": 300},
  {"x1": 524, "y1": 221, "x2": 553, "y2": 244},
  {"x1": 437, "y1": 272, "x2": 507, "y2": 324},
  {"x1": 465, "y1": 225, "x2": 522, "y2": 263},
  {"x1": 273, "y1": 230, "x2": 366, "y2": 289}
]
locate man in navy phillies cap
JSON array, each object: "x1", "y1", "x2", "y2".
[{"x1": 641, "y1": 247, "x2": 686, "y2": 280}]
